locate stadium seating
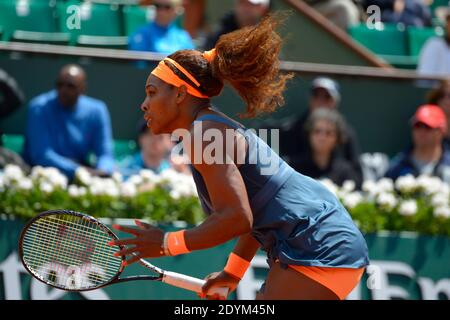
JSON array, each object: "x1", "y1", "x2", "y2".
[
  {"x1": 1, "y1": 134, "x2": 137, "y2": 160},
  {"x1": 0, "y1": 0, "x2": 444, "y2": 68},
  {"x1": 349, "y1": 23, "x2": 409, "y2": 56},
  {"x1": 123, "y1": 4, "x2": 155, "y2": 36},
  {"x1": 57, "y1": 0, "x2": 127, "y2": 47},
  {"x1": 0, "y1": 0, "x2": 61, "y2": 42},
  {"x1": 408, "y1": 26, "x2": 444, "y2": 57},
  {"x1": 11, "y1": 30, "x2": 71, "y2": 45},
  {"x1": 348, "y1": 23, "x2": 418, "y2": 68}
]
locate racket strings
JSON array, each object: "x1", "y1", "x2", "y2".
[{"x1": 22, "y1": 214, "x2": 122, "y2": 290}]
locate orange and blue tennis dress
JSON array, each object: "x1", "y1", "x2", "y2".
[{"x1": 191, "y1": 114, "x2": 370, "y2": 299}]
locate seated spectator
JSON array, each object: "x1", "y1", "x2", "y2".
[
  {"x1": 417, "y1": 12, "x2": 450, "y2": 79},
  {"x1": 128, "y1": 0, "x2": 194, "y2": 55},
  {"x1": 118, "y1": 121, "x2": 190, "y2": 178},
  {"x1": 363, "y1": 0, "x2": 432, "y2": 27},
  {"x1": 305, "y1": 0, "x2": 361, "y2": 30},
  {"x1": 262, "y1": 76, "x2": 363, "y2": 183},
  {"x1": 0, "y1": 68, "x2": 29, "y2": 173},
  {"x1": 23, "y1": 64, "x2": 114, "y2": 179},
  {"x1": 427, "y1": 79, "x2": 450, "y2": 143},
  {"x1": 291, "y1": 108, "x2": 362, "y2": 188},
  {"x1": 203, "y1": 0, "x2": 270, "y2": 50},
  {"x1": 385, "y1": 104, "x2": 450, "y2": 183}
]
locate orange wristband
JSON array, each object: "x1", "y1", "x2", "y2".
[
  {"x1": 166, "y1": 230, "x2": 190, "y2": 256},
  {"x1": 223, "y1": 253, "x2": 251, "y2": 280}
]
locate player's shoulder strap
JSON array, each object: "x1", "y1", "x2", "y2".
[{"x1": 194, "y1": 114, "x2": 244, "y2": 130}]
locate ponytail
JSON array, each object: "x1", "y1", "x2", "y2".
[
  {"x1": 168, "y1": 14, "x2": 292, "y2": 118},
  {"x1": 210, "y1": 14, "x2": 293, "y2": 118}
]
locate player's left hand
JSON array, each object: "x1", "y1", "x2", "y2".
[{"x1": 109, "y1": 220, "x2": 165, "y2": 265}]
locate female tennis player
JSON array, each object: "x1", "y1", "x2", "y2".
[{"x1": 110, "y1": 15, "x2": 369, "y2": 300}]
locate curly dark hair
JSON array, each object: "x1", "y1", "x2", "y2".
[{"x1": 165, "y1": 14, "x2": 293, "y2": 118}]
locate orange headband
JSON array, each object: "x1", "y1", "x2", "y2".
[{"x1": 151, "y1": 58, "x2": 208, "y2": 99}]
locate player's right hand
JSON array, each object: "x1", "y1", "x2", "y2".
[{"x1": 200, "y1": 271, "x2": 240, "y2": 300}]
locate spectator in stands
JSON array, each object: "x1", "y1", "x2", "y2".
[
  {"x1": 362, "y1": 0, "x2": 432, "y2": 27},
  {"x1": 203, "y1": 0, "x2": 270, "y2": 50},
  {"x1": 427, "y1": 79, "x2": 450, "y2": 143},
  {"x1": 264, "y1": 77, "x2": 363, "y2": 183},
  {"x1": 385, "y1": 104, "x2": 450, "y2": 183},
  {"x1": 417, "y1": 12, "x2": 450, "y2": 78},
  {"x1": 128, "y1": 0, "x2": 194, "y2": 55},
  {"x1": 291, "y1": 108, "x2": 362, "y2": 188},
  {"x1": 304, "y1": 0, "x2": 361, "y2": 30},
  {"x1": 0, "y1": 68, "x2": 29, "y2": 173},
  {"x1": 23, "y1": 64, "x2": 114, "y2": 179},
  {"x1": 118, "y1": 120, "x2": 190, "y2": 178}
]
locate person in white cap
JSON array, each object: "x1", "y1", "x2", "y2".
[{"x1": 204, "y1": 0, "x2": 270, "y2": 50}]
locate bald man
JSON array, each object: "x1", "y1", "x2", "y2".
[{"x1": 23, "y1": 64, "x2": 114, "y2": 179}]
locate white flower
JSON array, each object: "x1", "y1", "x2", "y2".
[
  {"x1": 40, "y1": 181, "x2": 54, "y2": 194},
  {"x1": 376, "y1": 178, "x2": 394, "y2": 194},
  {"x1": 416, "y1": 175, "x2": 442, "y2": 195},
  {"x1": 362, "y1": 180, "x2": 378, "y2": 197},
  {"x1": 17, "y1": 178, "x2": 33, "y2": 191},
  {"x1": 30, "y1": 166, "x2": 45, "y2": 180},
  {"x1": 0, "y1": 174, "x2": 4, "y2": 191},
  {"x1": 170, "y1": 189, "x2": 181, "y2": 200},
  {"x1": 68, "y1": 185, "x2": 80, "y2": 197},
  {"x1": 128, "y1": 174, "x2": 143, "y2": 186},
  {"x1": 343, "y1": 192, "x2": 363, "y2": 209},
  {"x1": 75, "y1": 167, "x2": 92, "y2": 186},
  {"x1": 68, "y1": 185, "x2": 86, "y2": 197},
  {"x1": 120, "y1": 182, "x2": 137, "y2": 198},
  {"x1": 434, "y1": 206, "x2": 450, "y2": 219},
  {"x1": 140, "y1": 169, "x2": 160, "y2": 184},
  {"x1": 376, "y1": 192, "x2": 397, "y2": 210},
  {"x1": 100, "y1": 179, "x2": 119, "y2": 197},
  {"x1": 398, "y1": 200, "x2": 417, "y2": 216},
  {"x1": 160, "y1": 168, "x2": 179, "y2": 180},
  {"x1": 4, "y1": 164, "x2": 24, "y2": 184},
  {"x1": 395, "y1": 174, "x2": 417, "y2": 194},
  {"x1": 112, "y1": 172, "x2": 123, "y2": 184},
  {"x1": 441, "y1": 183, "x2": 450, "y2": 197},
  {"x1": 342, "y1": 180, "x2": 356, "y2": 193},
  {"x1": 78, "y1": 186, "x2": 87, "y2": 196},
  {"x1": 431, "y1": 193, "x2": 449, "y2": 208},
  {"x1": 105, "y1": 185, "x2": 120, "y2": 198},
  {"x1": 52, "y1": 173, "x2": 68, "y2": 189}
]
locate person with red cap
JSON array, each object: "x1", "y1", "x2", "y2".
[{"x1": 385, "y1": 104, "x2": 450, "y2": 183}]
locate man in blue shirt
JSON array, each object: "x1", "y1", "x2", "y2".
[
  {"x1": 128, "y1": 0, "x2": 194, "y2": 56},
  {"x1": 23, "y1": 64, "x2": 114, "y2": 179}
]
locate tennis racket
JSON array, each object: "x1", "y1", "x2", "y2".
[{"x1": 18, "y1": 209, "x2": 228, "y2": 298}]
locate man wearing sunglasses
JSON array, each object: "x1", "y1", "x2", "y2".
[
  {"x1": 23, "y1": 64, "x2": 114, "y2": 179},
  {"x1": 128, "y1": 0, "x2": 194, "y2": 56},
  {"x1": 385, "y1": 104, "x2": 450, "y2": 183}
]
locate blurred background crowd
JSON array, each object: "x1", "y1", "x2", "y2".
[{"x1": 1, "y1": 0, "x2": 450, "y2": 190}]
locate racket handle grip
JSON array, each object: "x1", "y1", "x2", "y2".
[{"x1": 162, "y1": 271, "x2": 229, "y2": 299}]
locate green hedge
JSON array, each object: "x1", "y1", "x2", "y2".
[{"x1": 1, "y1": 165, "x2": 449, "y2": 236}]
